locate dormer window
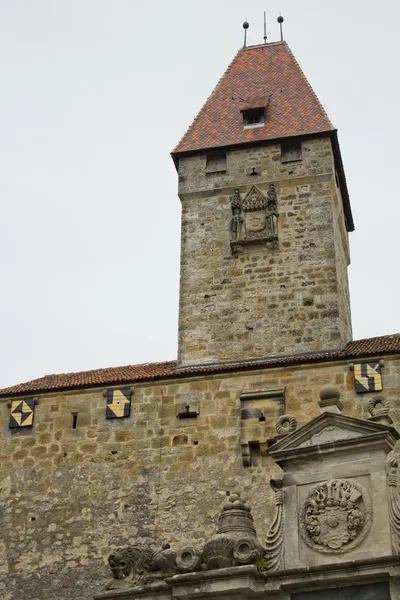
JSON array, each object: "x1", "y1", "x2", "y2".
[{"x1": 243, "y1": 108, "x2": 265, "y2": 129}]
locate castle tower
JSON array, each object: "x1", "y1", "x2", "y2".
[{"x1": 172, "y1": 42, "x2": 354, "y2": 367}]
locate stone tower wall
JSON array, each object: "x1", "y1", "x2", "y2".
[
  {"x1": 177, "y1": 136, "x2": 352, "y2": 366},
  {"x1": 331, "y1": 174, "x2": 352, "y2": 344}
]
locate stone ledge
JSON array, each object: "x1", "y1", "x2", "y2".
[
  {"x1": 94, "y1": 556, "x2": 400, "y2": 600},
  {"x1": 263, "y1": 554, "x2": 400, "y2": 595},
  {"x1": 94, "y1": 580, "x2": 170, "y2": 600}
]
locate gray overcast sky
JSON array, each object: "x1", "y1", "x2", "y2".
[{"x1": 0, "y1": 0, "x2": 399, "y2": 389}]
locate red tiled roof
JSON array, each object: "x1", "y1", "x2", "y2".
[
  {"x1": 0, "y1": 334, "x2": 399, "y2": 398},
  {"x1": 173, "y1": 42, "x2": 334, "y2": 155}
]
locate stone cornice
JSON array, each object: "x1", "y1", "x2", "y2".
[{"x1": 94, "y1": 556, "x2": 400, "y2": 600}]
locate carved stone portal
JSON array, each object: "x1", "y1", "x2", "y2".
[
  {"x1": 230, "y1": 184, "x2": 278, "y2": 252},
  {"x1": 300, "y1": 479, "x2": 372, "y2": 554}
]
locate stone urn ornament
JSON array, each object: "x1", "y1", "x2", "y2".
[{"x1": 201, "y1": 491, "x2": 265, "y2": 570}]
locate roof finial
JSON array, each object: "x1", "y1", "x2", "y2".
[
  {"x1": 263, "y1": 11, "x2": 267, "y2": 44},
  {"x1": 277, "y1": 14, "x2": 284, "y2": 42},
  {"x1": 243, "y1": 20, "x2": 249, "y2": 48}
]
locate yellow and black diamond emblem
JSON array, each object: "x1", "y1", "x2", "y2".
[
  {"x1": 354, "y1": 362, "x2": 383, "y2": 394},
  {"x1": 9, "y1": 398, "x2": 35, "y2": 428},
  {"x1": 106, "y1": 389, "x2": 131, "y2": 419}
]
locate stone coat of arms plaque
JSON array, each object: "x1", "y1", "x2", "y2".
[{"x1": 230, "y1": 184, "x2": 278, "y2": 252}]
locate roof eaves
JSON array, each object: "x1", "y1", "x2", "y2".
[
  {"x1": 283, "y1": 42, "x2": 334, "y2": 130},
  {"x1": 171, "y1": 130, "x2": 335, "y2": 170},
  {"x1": 331, "y1": 130, "x2": 354, "y2": 232},
  {"x1": 1, "y1": 335, "x2": 399, "y2": 398},
  {"x1": 172, "y1": 47, "x2": 242, "y2": 156}
]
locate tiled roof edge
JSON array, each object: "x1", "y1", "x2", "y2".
[
  {"x1": 172, "y1": 47, "x2": 242, "y2": 156},
  {"x1": 0, "y1": 334, "x2": 399, "y2": 398},
  {"x1": 283, "y1": 42, "x2": 334, "y2": 130}
]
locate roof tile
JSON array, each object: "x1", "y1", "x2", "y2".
[
  {"x1": 0, "y1": 334, "x2": 399, "y2": 398},
  {"x1": 173, "y1": 42, "x2": 333, "y2": 154}
]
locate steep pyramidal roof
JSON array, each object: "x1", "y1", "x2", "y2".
[
  {"x1": 173, "y1": 41, "x2": 334, "y2": 154},
  {"x1": 173, "y1": 40, "x2": 354, "y2": 232}
]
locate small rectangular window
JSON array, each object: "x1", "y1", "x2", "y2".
[
  {"x1": 281, "y1": 140, "x2": 302, "y2": 163},
  {"x1": 206, "y1": 153, "x2": 227, "y2": 173},
  {"x1": 243, "y1": 108, "x2": 265, "y2": 129}
]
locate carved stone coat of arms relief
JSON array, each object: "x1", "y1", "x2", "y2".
[
  {"x1": 300, "y1": 479, "x2": 372, "y2": 554},
  {"x1": 229, "y1": 184, "x2": 278, "y2": 252}
]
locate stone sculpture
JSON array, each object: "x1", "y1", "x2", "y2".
[
  {"x1": 230, "y1": 184, "x2": 278, "y2": 251},
  {"x1": 266, "y1": 183, "x2": 279, "y2": 238},
  {"x1": 106, "y1": 491, "x2": 266, "y2": 590},
  {"x1": 300, "y1": 479, "x2": 372, "y2": 554},
  {"x1": 202, "y1": 491, "x2": 265, "y2": 570},
  {"x1": 106, "y1": 543, "x2": 181, "y2": 590},
  {"x1": 387, "y1": 457, "x2": 400, "y2": 553},
  {"x1": 230, "y1": 189, "x2": 243, "y2": 241}
]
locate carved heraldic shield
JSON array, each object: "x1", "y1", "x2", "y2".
[{"x1": 300, "y1": 479, "x2": 371, "y2": 554}]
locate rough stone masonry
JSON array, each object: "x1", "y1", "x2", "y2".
[
  {"x1": 1, "y1": 358, "x2": 400, "y2": 599},
  {"x1": 1, "y1": 38, "x2": 399, "y2": 600},
  {"x1": 177, "y1": 138, "x2": 352, "y2": 366}
]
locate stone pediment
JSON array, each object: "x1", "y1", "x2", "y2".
[
  {"x1": 241, "y1": 186, "x2": 268, "y2": 212},
  {"x1": 269, "y1": 412, "x2": 399, "y2": 467}
]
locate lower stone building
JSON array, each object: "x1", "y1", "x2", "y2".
[
  {"x1": 1, "y1": 336, "x2": 399, "y2": 599},
  {"x1": 1, "y1": 35, "x2": 399, "y2": 600}
]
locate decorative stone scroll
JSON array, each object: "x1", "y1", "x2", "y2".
[
  {"x1": 230, "y1": 184, "x2": 278, "y2": 253},
  {"x1": 276, "y1": 414, "x2": 297, "y2": 436},
  {"x1": 387, "y1": 457, "x2": 400, "y2": 553},
  {"x1": 368, "y1": 396, "x2": 390, "y2": 417},
  {"x1": 264, "y1": 478, "x2": 284, "y2": 571},
  {"x1": 368, "y1": 396, "x2": 393, "y2": 426},
  {"x1": 300, "y1": 479, "x2": 372, "y2": 554}
]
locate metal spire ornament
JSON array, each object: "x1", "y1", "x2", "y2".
[
  {"x1": 243, "y1": 20, "x2": 249, "y2": 47},
  {"x1": 264, "y1": 11, "x2": 267, "y2": 43},
  {"x1": 277, "y1": 14, "x2": 284, "y2": 41}
]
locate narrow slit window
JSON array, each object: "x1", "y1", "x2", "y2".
[
  {"x1": 72, "y1": 413, "x2": 78, "y2": 429},
  {"x1": 281, "y1": 140, "x2": 302, "y2": 163}
]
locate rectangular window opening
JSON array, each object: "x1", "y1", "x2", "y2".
[
  {"x1": 281, "y1": 140, "x2": 302, "y2": 163},
  {"x1": 206, "y1": 153, "x2": 227, "y2": 174},
  {"x1": 243, "y1": 108, "x2": 265, "y2": 129},
  {"x1": 72, "y1": 413, "x2": 78, "y2": 429}
]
